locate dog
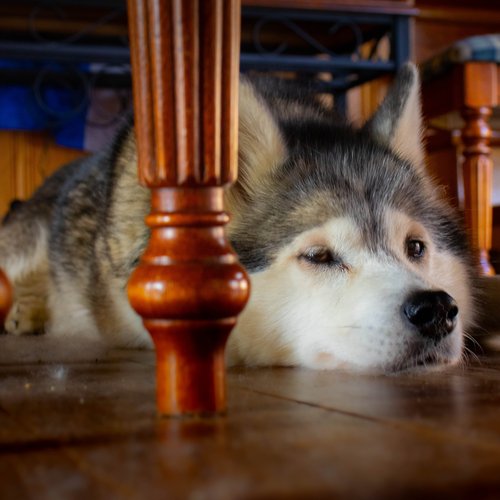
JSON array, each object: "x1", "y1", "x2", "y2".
[{"x1": 0, "y1": 63, "x2": 474, "y2": 372}]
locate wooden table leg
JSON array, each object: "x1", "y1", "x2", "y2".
[
  {"x1": 126, "y1": 0, "x2": 250, "y2": 416},
  {"x1": 461, "y1": 105, "x2": 495, "y2": 276},
  {"x1": 0, "y1": 268, "x2": 12, "y2": 327},
  {"x1": 460, "y1": 62, "x2": 497, "y2": 276}
]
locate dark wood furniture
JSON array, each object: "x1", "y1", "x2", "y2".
[
  {"x1": 0, "y1": 270, "x2": 11, "y2": 327},
  {"x1": 423, "y1": 62, "x2": 499, "y2": 276},
  {"x1": 415, "y1": 0, "x2": 500, "y2": 274},
  {"x1": 126, "y1": 0, "x2": 250, "y2": 416}
]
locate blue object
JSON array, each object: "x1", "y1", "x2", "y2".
[{"x1": 0, "y1": 60, "x2": 89, "y2": 149}]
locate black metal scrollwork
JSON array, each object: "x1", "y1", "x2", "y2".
[
  {"x1": 2, "y1": 2, "x2": 130, "y2": 131},
  {"x1": 252, "y1": 15, "x2": 365, "y2": 60},
  {"x1": 0, "y1": 2, "x2": 410, "y2": 120}
]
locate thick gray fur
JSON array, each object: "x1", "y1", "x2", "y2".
[{"x1": 0, "y1": 63, "x2": 473, "y2": 356}]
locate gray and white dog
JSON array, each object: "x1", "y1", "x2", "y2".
[{"x1": 0, "y1": 64, "x2": 474, "y2": 371}]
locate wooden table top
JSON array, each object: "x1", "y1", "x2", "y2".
[{"x1": 2, "y1": 343, "x2": 500, "y2": 498}]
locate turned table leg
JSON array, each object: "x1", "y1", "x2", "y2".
[
  {"x1": 0, "y1": 269, "x2": 12, "y2": 327},
  {"x1": 126, "y1": 0, "x2": 249, "y2": 416},
  {"x1": 461, "y1": 105, "x2": 495, "y2": 276}
]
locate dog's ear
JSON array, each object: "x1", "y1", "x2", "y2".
[
  {"x1": 363, "y1": 63, "x2": 424, "y2": 167},
  {"x1": 235, "y1": 77, "x2": 287, "y2": 198}
]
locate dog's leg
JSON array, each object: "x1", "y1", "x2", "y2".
[
  {"x1": 0, "y1": 217, "x2": 50, "y2": 334},
  {"x1": 4, "y1": 269, "x2": 49, "y2": 335}
]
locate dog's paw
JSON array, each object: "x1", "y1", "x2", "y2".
[{"x1": 4, "y1": 301, "x2": 45, "y2": 335}]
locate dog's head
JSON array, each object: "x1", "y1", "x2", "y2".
[{"x1": 226, "y1": 64, "x2": 474, "y2": 372}]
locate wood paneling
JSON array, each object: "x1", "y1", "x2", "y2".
[
  {"x1": 426, "y1": 146, "x2": 460, "y2": 206},
  {"x1": 348, "y1": 73, "x2": 392, "y2": 126},
  {"x1": 414, "y1": 1, "x2": 500, "y2": 63},
  {"x1": 0, "y1": 131, "x2": 86, "y2": 217}
]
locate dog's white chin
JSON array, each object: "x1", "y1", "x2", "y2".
[
  {"x1": 227, "y1": 298, "x2": 465, "y2": 371},
  {"x1": 299, "y1": 330, "x2": 464, "y2": 373},
  {"x1": 299, "y1": 352, "x2": 461, "y2": 374}
]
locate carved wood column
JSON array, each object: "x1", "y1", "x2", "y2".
[
  {"x1": 461, "y1": 106, "x2": 495, "y2": 276},
  {"x1": 0, "y1": 269, "x2": 12, "y2": 327},
  {"x1": 126, "y1": 0, "x2": 249, "y2": 416},
  {"x1": 460, "y1": 62, "x2": 497, "y2": 276}
]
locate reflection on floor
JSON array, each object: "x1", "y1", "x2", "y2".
[{"x1": 2, "y1": 340, "x2": 500, "y2": 498}]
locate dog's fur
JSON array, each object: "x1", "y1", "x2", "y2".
[{"x1": 0, "y1": 64, "x2": 475, "y2": 371}]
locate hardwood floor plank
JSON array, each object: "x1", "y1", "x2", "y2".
[
  {"x1": 234, "y1": 365, "x2": 500, "y2": 445},
  {"x1": 2, "y1": 350, "x2": 500, "y2": 497},
  {"x1": 2, "y1": 396, "x2": 500, "y2": 499}
]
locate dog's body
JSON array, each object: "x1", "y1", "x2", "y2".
[{"x1": 0, "y1": 65, "x2": 475, "y2": 371}]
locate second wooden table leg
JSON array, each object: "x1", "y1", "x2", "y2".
[
  {"x1": 461, "y1": 105, "x2": 495, "y2": 276},
  {"x1": 0, "y1": 269, "x2": 12, "y2": 327}
]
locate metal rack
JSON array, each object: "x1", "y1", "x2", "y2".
[{"x1": 0, "y1": 1, "x2": 413, "y2": 115}]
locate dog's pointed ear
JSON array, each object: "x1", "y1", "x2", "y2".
[
  {"x1": 364, "y1": 63, "x2": 424, "y2": 167},
  {"x1": 235, "y1": 77, "x2": 287, "y2": 198}
]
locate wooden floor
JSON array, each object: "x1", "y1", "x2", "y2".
[{"x1": 3, "y1": 346, "x2": 500, "y2": 499}]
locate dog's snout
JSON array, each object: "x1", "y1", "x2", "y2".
[{"x1": 403, "y1": 291, "x2": 458, "y2": 340}]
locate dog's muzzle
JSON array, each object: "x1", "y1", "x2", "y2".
[{"x1": 403, "y1": 291, "x2": 458, "y2": 340}]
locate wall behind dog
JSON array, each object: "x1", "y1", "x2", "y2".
[{"x1": 0, "y1": 130, "x2": 87, "y2": 216}]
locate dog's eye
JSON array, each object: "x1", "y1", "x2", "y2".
[
  {"x1": 406, "y1": 239, "x2": 425, "y2": 260},
  {"x1": 300, "y1": 246, "x2": 342, "y2": 267}
]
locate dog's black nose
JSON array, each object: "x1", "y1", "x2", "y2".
[{"x1": 403, "y1": 291, "x2": 458, "y2": 340}]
